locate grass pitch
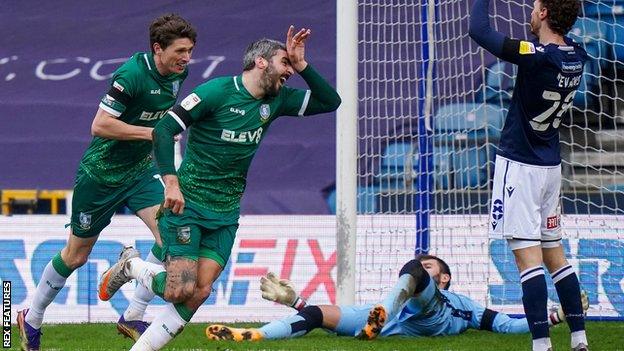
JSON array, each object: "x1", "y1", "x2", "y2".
[{"x1": 9, "y1": 321, "x2": 624, "y2": 350}]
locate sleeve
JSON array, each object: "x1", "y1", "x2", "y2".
[
  {"x1": 279, "y1": 64, "x2": 341, "y2": 117},
  {"x1": 469, "y1": 0, "x2": 543, "y2": 68},
  {"x1": 99, "y1": 64, "x2": 137, "y2": 118},
  {"x1": 153, "y1": 116, "x2": 183, "y2": 176},
  {"x1": 153, "y1": 81, "x2": 222, "y2": 175}
]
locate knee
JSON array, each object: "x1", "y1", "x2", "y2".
[
  {"x1": 62, "y1": 251, "x2": 89, "y2": 270},
  {"x1": 399, "y1": 259, "x2": 426, "y2": 279},
  {"x1": 195, "y1": 283, "x2": 213, "y2": 301},
  {"x1": 399, "y1": 259, "x2": 430, "y2": 293},
  {"x1": 164, "y1": 284, "x2": 195, "y2": 303}
]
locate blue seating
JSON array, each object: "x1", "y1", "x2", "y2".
[
  {"x1": 568, "y1": 17, "x2": 608, "y2": 105},
  {"x1": 434, "y1": 144, "x2": 452, "y2": 190},
  {"x1": 377, "y1": 142, "x2": 418, "y2": 190},
  {"x1": 452, "y1": 146, "x2": 489, "y2": 189},
  {"x1": 434, "y1": 103, "x2": 505, "y2": 142},
  {"x1": 569, "y1": 18, "x2": 605, "y2": 72},
  {"x1": 607, "y1": 18, "x2": 624, "y2": 66},
  {"x1": 583, "y1": 0, "x2": 624, "y2": 17},
  {"x1": 326, "y1": 186, "x2": 379, "y2": 214},
  {"x1": 433, "y1": 103, "x2": 504, "y2": 189},
  {"x1": 481, "y1": 61, "x2": 515, "y2": 106}
]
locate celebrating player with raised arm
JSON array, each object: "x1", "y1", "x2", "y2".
[
  {"x1": 16, "y1": 14, "x2": 196, "y2": 351},
  {"x1": 98, "y1": 25, "x2": 341, "y2": 350},
  {"x1": 469, "y1": 0, "x2": 588, "y2": 350},
  {"x1": 205, "y1": 255, "x2": 587, "y2": 341}
]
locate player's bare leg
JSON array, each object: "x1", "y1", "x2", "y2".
[{"x1": 131, "y1": 258, "x2": 220, "y2": 350}]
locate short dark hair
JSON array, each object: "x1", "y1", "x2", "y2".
[
  {"x1": 540, "y1": 0, "x2": 580, "y2": 36},
  {"x1": 149, "y1": 14, "x2": 197, "y2": 53},
  {"x1": 416, "y1": 254, "x2": 452, "y2": 290},
  {"x1": 242, "y1": 38, "x2": 286, "y2": 71}
]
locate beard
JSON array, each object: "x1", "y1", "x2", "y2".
[
  {"x1": 530, "y1": 17, "x2": 539, "y2": 36},
  {"x1": 260, "y1": 63, "x2": 282, "y2": 98}
]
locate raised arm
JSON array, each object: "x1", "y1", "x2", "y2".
[
  {"x1": 468, "y1": 0, "x2": 507, "y2": 58},
  {"x1": 286, "y1": 25, "x2": 341, "y2": 114},
  {"x1": 299, "y1": 65, "x2": 342, "y2": 114}
]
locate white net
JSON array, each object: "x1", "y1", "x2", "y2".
[{"x1": 356, "y1": 0, "x2": 624, "y2": 319}]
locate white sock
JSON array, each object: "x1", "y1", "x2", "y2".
[
  {"x1": 126, "y1": 257, "x2": 165, "y2": 295},
  {"x1": 124, "y1": 251, "x2": 163, "y2": 321},
  {"x1": 532, "y1": 337, "x2": 552, "y2": 351},
  {"x1": 25, "y1": 260, "x2": 69, "y2": 329},
  {"x1": 130, "y1": 304, "x2": 186, "y2": 351},
  {"x1": 571, "y1": 330, "x2": 588, "y2": 348}
]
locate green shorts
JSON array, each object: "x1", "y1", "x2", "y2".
[
  {"x1": 158, "y1": 201, "x2": 240, "y2": 267},
  {"x1": 70, "y1": 170, "x2": 164, "y2": 237}
]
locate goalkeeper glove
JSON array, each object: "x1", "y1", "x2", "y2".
[
  {"x1": 260, "y1": 272, "x2": 307, "y2": 311},
  {"x1": 549, "y1": 290, "x2": 589, "y2": 325}
]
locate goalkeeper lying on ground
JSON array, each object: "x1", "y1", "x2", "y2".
[{"x1": 206, "y1": 255, "x2": 588, "y2": 341}]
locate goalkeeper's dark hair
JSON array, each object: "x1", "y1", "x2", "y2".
[
  {"x1": 540, "y1": 0, "x2": 581, "y2": 36},
  {"x1": 243, "y1": 39, "x2": 287, "y2": 71},
  {"x1": 416, "y1": 254, "x2": 452, "y2": 290},
  {"x1": 149, "y1": 14, "x2": 197, "y2": 53}
]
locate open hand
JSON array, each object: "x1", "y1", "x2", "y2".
[{"x1": 286, "y1": 25, "x2": 310, "y2": 72}]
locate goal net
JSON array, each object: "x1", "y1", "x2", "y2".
[{"x1": 354, "y1": 0, "x2": 624, "y2": 319}]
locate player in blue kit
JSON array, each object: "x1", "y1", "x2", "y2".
[
  {"x1": 205, "y1": 255, "x2": 585, "y2": 341},
  {"x1": 469, "y1": 0, "x2": 588, "y2": 350}
]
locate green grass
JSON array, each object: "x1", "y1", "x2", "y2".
[{"x1": 9, "y1": 321, "x2": 624, "y2": 350}]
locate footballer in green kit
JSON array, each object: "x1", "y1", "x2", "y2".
[
  {"x1": 99, "y1": 26, "x2": 341, "y2": 350},
  {"x1": 17, "y1": 14, "x2": 197, "y2": 350}
]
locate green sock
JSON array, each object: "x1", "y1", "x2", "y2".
[
  {"x1": 151, "y1": 271, "x2": 167, "y2": 298},
  {"x1": 52, "y1": 252, "x2": 74, "y2": 278},
  {"x1": 174, "y1": 303, "x2": 195, "y2": 322},
  {"x1": 150, "y1": 244, "x2": 163, "y2": 261}
]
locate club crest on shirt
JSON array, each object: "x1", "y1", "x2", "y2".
[
  {"x1": 176, "y1": 226, "x2": 191, "y2": 244},
  {"x1": 259, "y1": 104, "x2": 271, "y2": 121},
  {"x1": 172, "y1": 80, "x2": 180, "y2": 97},
  {"x1": 79, "y1": 212, "x2": 91, "y2": 230}
]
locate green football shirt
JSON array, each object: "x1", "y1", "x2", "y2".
[
  {"x1": 171, "y1": 75, "x2": 310, "y2": 212},
  {"x1": 79, "y1": 52, "x2": 187, "y2": 185}
]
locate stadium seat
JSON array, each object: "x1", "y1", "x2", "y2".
[
  {"x1": 377, "y1": 142, "x2": 418, "y2": 191},
  {"x1": 568, "y1": 17, "x2": 608, "y2": 106},
  {"x1": 434, "y1": 144, "x2": 452, "y2": 190},
  {"x1": 583, "y1": 0, "x2": 624, "y2": 17},
  {"x1": 569, "y1": 17, "x2": 608, "y2": 73},
  {"x1": 480, "y1": 61, "x2": 515, "y2": 106},
  {"x1": 433, "y1": 103, "x2": 504, "y2": 189},
  {"x1": 452, "y1": 146, "x2": 489, "y2": 189},
  {"x1": 326, "y1": 185, "x2": 379, "y2": 214},
  {"x1": 434, "y1": 103, "x2": 505, "y2": 143},
  {"x1": 607, "y1": 18, "x2": 624, "y2": 66},
  {"x1": 0, "y1": 189, "x2": 69, "y2": 215}
]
